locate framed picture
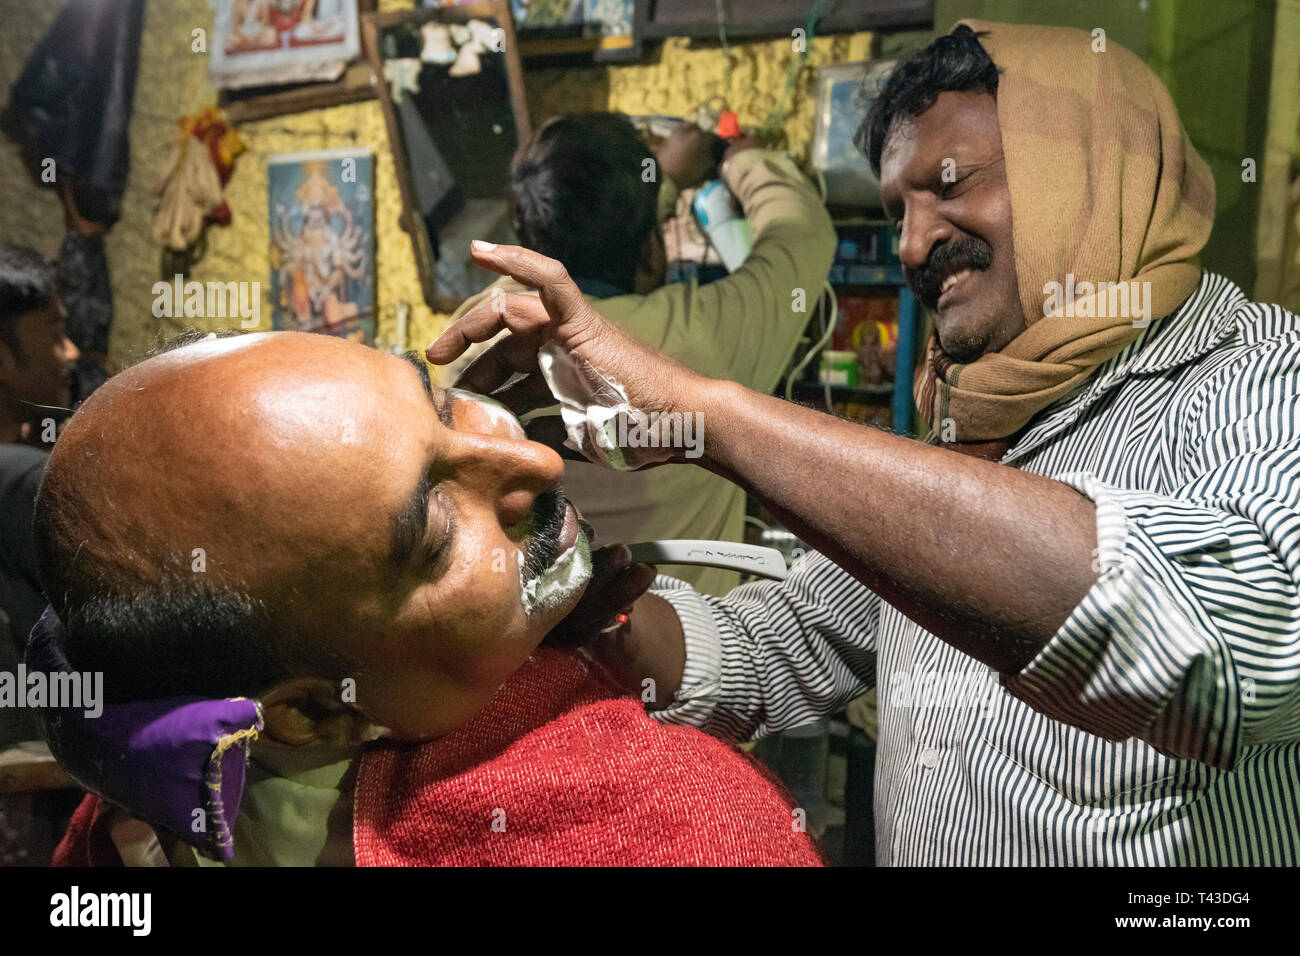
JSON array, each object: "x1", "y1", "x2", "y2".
[
  {"x1": 267, "y1": 148, "x2": 375, "y2": 343},
  {"x1": 215, "y1": 0, "x2": 379, "y2": 122},
  {"x1": 509, "y1": 0, "x2": 642, "y2": 61},
  {"x1": 810, "y1": 60, "x2": 895, "y2": 212}
]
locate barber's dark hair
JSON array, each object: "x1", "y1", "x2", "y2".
[
  {"x1": 857, "y1": 25, "x2": 1000, "y2": 176},
  {"x1": 510, "y1": 112, "x2": 660, "y2": 293},
  {"x1": 0, "y1": 242, "x2": 57, "y2": 360},
  {"x1": 32, "y1": 327, "x2": 350, "y2": 703}
]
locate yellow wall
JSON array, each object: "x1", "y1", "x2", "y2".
[{"x1": 0, "y1": 0, "x2": 871, "y2": 382}]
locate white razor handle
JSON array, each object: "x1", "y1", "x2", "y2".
[{"x1": 627, "y1": 540, "x2": 789, "y2": 581}]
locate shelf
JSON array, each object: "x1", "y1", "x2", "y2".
[
  {"x1": 829, "y1": 264, "x2": 905, "y2": 286},
  {"x1": 794, "y1": 380, "x2": 895, "y2": 398}
]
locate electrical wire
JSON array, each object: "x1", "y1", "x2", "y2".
[
  {"x1": 784, "y1": 280, "x2": 837, "y2": 405},
  {"x1": 756, "y1": 0, "x2": 833, "y2": 143},
  {"x1": 713, "y1": 0, "x2": 731, "y2": 101}
]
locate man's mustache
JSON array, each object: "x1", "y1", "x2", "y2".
[
  {"x1": 522, "y1": 488, "x2": 568, "y2": 581},
  {"x1": 907, "y1": 238, "x2": 993, "y2": 309}
]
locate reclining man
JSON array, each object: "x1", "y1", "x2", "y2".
[
  {"x1": 450, "y1": 112, "x2": 836, "y2": 594},
  {"x1": 33, "y1": 329, "x2": 820, "y2": 866}
]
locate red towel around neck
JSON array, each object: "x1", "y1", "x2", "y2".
[
  {"x1": 353, "y1": 648, "x2": 823, "y2": 866},
  {"x1": 55, "y1": 648, "x2": 823, "y2": 866}
]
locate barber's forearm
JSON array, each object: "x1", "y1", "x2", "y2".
[{"x1": 690, "y1": 379, "x2": 1099, "y2": 672}]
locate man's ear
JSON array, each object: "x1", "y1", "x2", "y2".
[{"x1": 258, "y1": 676, "x2": 386, "y2": 747}]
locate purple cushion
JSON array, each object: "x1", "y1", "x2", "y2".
[{"x1": 27, "y1": 606, "x2": 263, "y2": 861}]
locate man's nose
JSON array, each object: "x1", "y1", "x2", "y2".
[
  {"x1": 441, "y1": 430, "x2": 565, "y2": 528},
  {"x1": 61, "y1": 336, "x2": 80, "y2": 363},
  {"x1": 897, "y1": 201, "x2": 951, "y2": 273}
]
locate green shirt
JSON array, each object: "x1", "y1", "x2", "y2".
[{"x1": 190, "y1": 740, "x2": 358, "y2": 867}]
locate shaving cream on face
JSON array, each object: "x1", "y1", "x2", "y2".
[
  {"x1": 444, "y1": 387, "x2": 528, "y2": 440},
  {"x1": 520, "y1": 532, "x2": 592, "y2": 618}
]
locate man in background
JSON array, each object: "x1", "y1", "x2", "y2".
[
  {"x1": 0, "y1": 243, "x2": 79, "y2": 742},
  {"x1": 450, "y1": 113, "x2": 836, "y2": 593}
]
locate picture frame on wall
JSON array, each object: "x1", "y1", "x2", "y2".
[
  {"x1": 216, "y1": 0, "x2": 380, "y2": 123},
  {"x1": 267, "y1": 147, "x2": 376, "y2": 344},
  {"x1": 810, "y1": 60, "x2": 895, "y2": 212},
  {"x1": 508, "y1": 0, "x2": 643, "y2": 62}
]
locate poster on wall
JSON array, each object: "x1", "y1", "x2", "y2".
[
  {"x1": 267, "y1": 148, "x2": 374, "y2": 343},
  {"x1": 209, "y1": 0, "x2": 362, "y2": 89},
  {"x1": 504, "y1": 0, "x2": 635, "y2": 43}
]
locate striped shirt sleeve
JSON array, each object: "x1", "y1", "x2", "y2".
[
  {"x1": 1003, "y1": 326, "x2": 1300, "y2": 770},
  {"x1": 651, "y1": 550, "x2": 881, "y2": 743}
]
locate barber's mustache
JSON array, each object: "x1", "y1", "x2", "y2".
[
  {"x1": 521, "y1": 488, "x2": 568, "y2": 581},
  {"x1": 907, "y1": 238, "x2": 993, "y2": 310}
]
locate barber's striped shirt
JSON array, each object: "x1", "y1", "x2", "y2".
[{"x1": 652, "y1": 272, "x2": 1300, "y2": 865}]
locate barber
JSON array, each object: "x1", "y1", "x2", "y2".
[{"x1": 428, "y1": 22, "x2": 1300, "y2": 865}]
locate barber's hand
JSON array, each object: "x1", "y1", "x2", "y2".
[
  {"x1": 426, "y1": 243, "x2": 713, "y2": 465},
  {"x1": 722, "y1": 133, "x2": 763, "y2": 163},
  {"x1": 545, "y1": 544, "x2": 657, "y2": 646},
  {"x1": 655, "y1": 123, "x2": 721, "y2": 191}
]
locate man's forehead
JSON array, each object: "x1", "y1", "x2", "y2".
[{"x1": 880, "y1": 91, "x2": 1001, "y2": 174}]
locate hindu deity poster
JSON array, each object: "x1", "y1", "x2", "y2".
[
  {"x1": 210, "y1": 0, "x2": 362, "y2": 89},
  {"x1": 267, "y1": 148, "x2": 375, "y2": 342}
]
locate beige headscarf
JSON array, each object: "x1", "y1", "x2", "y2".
[{"x1": 914, "y1": 20, "x2": 1216, "y2": 445}]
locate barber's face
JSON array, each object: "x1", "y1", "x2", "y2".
[
  {"x1": 0, "y1": 298, "x2": 78, "y2": 419},
  {"x1": 131, "y1": 333, "x2": 590, "y2": 740},
  {"x1": 879, "y1": 91, "x2": 1023, "y2": 364}
]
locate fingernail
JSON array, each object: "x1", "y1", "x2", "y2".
[{"x1": 471, "y1": 239, "x2": 497, "y2": 252}]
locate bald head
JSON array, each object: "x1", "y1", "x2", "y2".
[
  {"x1": 33, "y1": 329, "x2": 589, "y2": 740},
  {"x1": 34, "y1": 331, "x2": 386, "y2": 701}
]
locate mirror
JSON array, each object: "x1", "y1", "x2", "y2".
[{"x1": 362, "y1": 2, "x2": 530, "y2": 312}]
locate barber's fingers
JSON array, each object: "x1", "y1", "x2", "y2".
[
  {"x1": 426, "y1": 290, "x2": 550, "y2": 367},
  {"x1": 467, "y1": 242, "x2": 599, "y2": 335},
  {"x1": 447, "y1": 318, "x2": 552, "y2": 397}
]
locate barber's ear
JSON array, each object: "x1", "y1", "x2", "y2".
[{"x1": 258, "y1": 677, "x2": 386, "y2": 747}]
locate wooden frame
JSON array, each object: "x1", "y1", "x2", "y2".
[
  {"x1": 362, "y1": 2, "x2": 530, "y2": 312},
  {"x1": 515, "y1": 0, "x2": 645, "y2": 64},
  {"x1": 219, "y1": 0, "x2": 379, "y2": 124},
  {"x1": 635, "y1": 0, "x2": 933, "y2": 40}
]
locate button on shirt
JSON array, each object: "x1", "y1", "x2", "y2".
[{"x1": 651, "y1": 272, "x2": 1300, "y2": 865}]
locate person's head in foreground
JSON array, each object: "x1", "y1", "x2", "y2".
[
  {"x1": 860, "y1": 21, "x2": 1212, "y2": 446},
  {"x1": 35, "y1": 329, "x2": 821, "y2": 867},
  {"x1": 510, "y1": 111, "x2": 665, "y2": 296},
  {"x1": 0, "y1": 242, "x2": 80, "y2": 441},
  {"x1": 34, "y1": 328, "x2": 593, "y2": 743}
]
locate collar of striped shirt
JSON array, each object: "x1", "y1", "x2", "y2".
[{"x1": 1005, "y1": 269, "x2": 1237, "y2": 466}]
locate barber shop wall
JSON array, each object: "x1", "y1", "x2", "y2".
[
  {"x1": 0, "y1": 0, "x2": 440, "y2": 373},
  {"x1": 526, "y1": 31, "x2": 875, "y2": 167},
  {"x1": 0, "y1": 0, "x2": 874, "y2": 382}
]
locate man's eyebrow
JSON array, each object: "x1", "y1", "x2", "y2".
[{"x1": 401, "y1": 350, "x2": 453, "y2": 427}]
